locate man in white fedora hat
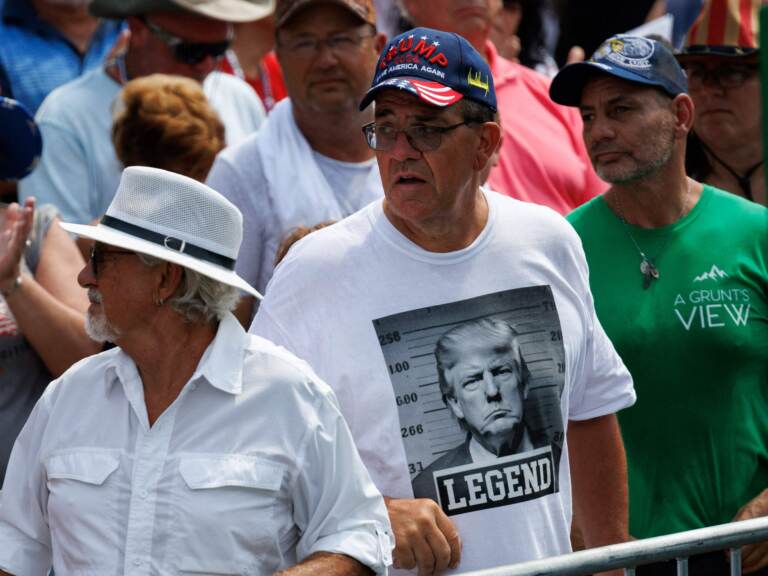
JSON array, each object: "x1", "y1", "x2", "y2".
[{"x1": 0, "y1": 166, "x2": 393, "y2": 576}]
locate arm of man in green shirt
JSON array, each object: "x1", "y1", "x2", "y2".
[{"x1": 733, "y1": 489, "x2": 768, "y2": 573}]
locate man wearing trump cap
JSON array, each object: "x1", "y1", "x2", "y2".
[
  {"x1": 252, "y1": 25, "x2": 635, "y2": 574},
  {"x1": 0, "y1": 166, "x2": 394, "y2": 575}
]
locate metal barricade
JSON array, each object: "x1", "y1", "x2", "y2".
[{"x1": 462, "y1": 516, "x2": 768, "y2": 576}]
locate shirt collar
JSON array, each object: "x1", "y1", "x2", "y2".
[
  {"x1": 103, "y1": 313, "x2": 248, "y2": 396},
  {"x1": 188, "y1": 312, "x2": 247, "y2": 395},
  {"x1": 469, "y1": 436, "x2": 500, "y2": 464},
  {"x1": 485, "y1": 39, "x2": 519, "y2": 87}
]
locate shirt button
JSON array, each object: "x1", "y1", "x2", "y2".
[
  {"x1": 190, "y1": 382, "x2": 198, "y2": 391},
  {"x1": 133, "y1": 558, "x2": 142, "y2": 566},
  {"x1": 140, "y1": 489, "x2": 148, "y2": 499}
]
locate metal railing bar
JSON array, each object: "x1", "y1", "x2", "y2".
[
  {"x1": 624, "y1": 568, "x2": 636, "y2": 576},
  {"x1": 461, "y1": 516, "x2": 768, "y2": 576},
  {"x1": 730, "y1": 548, "x2": 742, "y2": 576},
  {"x1": 676, "y1": 557, "x2": 688, "y2": 576}
]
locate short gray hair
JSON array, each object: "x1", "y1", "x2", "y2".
[
  {"x1": 457, "y1": 98, "x2": 495, "y2": 124},
  {"x1": 136, "y1": 253, "x2": 239, "y2": 323},
  {"x1": 435, "y1": 318, "x2": 530, "y2": 403}
]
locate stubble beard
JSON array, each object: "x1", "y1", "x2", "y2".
[
  {"x1": 85, "y1": 290, "x2": 121, "y2": 343},
  {"x1": 596, "y1": 122, "x2": 676, "y2": 185}
]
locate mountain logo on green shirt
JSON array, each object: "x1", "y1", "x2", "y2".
[{"x1": 693, "y1": 265, "x2": 729, "y2": 282}]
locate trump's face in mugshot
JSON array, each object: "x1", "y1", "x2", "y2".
[{"x1": 441, "y1": 335, "x2": 527, "y2": 455}]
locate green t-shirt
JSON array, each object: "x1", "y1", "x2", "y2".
[{"x1": 567, "y1": 185, "x2": 768, "y2": 538}]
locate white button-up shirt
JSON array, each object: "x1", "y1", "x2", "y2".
[{"x1": 0, "y1": 313, "x2": 393, "y2": 575}]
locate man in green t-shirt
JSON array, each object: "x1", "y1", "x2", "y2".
[{"x1": 550, "y1": 35, "x2": 768, "y2": 575}]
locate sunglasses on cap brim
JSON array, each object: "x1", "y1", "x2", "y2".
[{"x1": 140, "y1": 17, "x2": 233, "y2": 66}]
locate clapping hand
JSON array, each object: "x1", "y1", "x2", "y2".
[{"x1": 0, "y1": 197, "x2": 34, "y2": 293}]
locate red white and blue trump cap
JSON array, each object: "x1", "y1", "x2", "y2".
[{"x1": 359, "y1": 27, "x2": 497, "y2": 112}]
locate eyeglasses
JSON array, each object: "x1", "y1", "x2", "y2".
[
  {"x1": 89, "y1": 245, "x2": 135, "y2": 276},
  {"x1": 141, "y1": 17, "x2": 232, "y2": 65},
  {"x1": 362, "y1": 121, "x2": 478, "y2": 152},
  {"x1": 279, "y1": 29, "x2": 376, "y2": 59},
  {"x1": 684, "y1": 64, "x2": 758, "y2": 90}
]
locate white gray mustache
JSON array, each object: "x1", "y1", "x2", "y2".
[{"x1": 88, "y1": 289, "x2": 102, "y2": 304}]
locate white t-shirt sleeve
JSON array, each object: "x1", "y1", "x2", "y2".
[
  {"x1": 566, "y1": 229, "x2": 636, "y2": 421},
  {"x1": 0, "y1": 387, "x2": 55, "y2": 575}
]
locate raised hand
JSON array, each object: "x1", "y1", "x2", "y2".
[{"x1": 0, "y1": 197, "x2": 34, "y2": 292}]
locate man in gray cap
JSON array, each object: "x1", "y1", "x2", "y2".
[
  {"x1": 19, "y1": 0, "x2": 270, "y2": 228},
  {"x1": 206, "y1": 0, "x2": 386, "y2": 319},
  {"x1": 553, "y1": 35, "x2": 768, "y2": 574},
  {"x1": 0, "y1": 166, "x2": 393, "y2": 576}
]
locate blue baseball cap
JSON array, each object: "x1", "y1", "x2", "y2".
[
  {"x1": 550, "y1": 35, "x2": 688, "y2": 107},
  {"x1": 359, "y1": 27, "x2": 497, "y2": 112},
  {"x1": 0, "y1": 97, "x2": 42, "y2": 181}
]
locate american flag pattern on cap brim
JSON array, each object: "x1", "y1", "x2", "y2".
[{"x1": 381, "y1": 78, "x2": 463, "y2": 107}]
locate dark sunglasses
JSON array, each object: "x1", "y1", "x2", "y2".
[
  {"x1": 89, "y1": 244, "x2": 135, "y2": 276},
  {"x1": 684, "y1": 64, "x2": 758, "y2": 90},
  {"x1": 141, "y1": 17, "x2": 232, "y2": 65}
]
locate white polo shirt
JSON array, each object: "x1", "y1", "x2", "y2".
[{"x1": 0, "y1": 313, "x2": 393, "y2": 575}]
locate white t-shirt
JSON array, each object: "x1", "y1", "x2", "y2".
[
  {"x1": 252, "y1": 191, "x2": 635, "y2": 573},
  {"x1": 206, "y1": 98, "x2": 383, "y2": 296}
]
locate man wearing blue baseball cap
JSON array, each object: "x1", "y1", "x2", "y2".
[
  {"x1": 252, "y1": 26, "x2": 636, "y2": 575},
  {"x1": 555, "y1": 35, "x2": 768, "y2": 574}
]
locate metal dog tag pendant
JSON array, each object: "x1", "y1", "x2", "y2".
[{"x1": 640, "y1": 258, "x2": 659, "y2": 289}]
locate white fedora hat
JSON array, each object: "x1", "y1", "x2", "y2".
[{"x1": 61, "y1": 166, "x2": 261, "y2": 299}]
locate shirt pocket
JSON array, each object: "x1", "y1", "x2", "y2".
[
  {"x1": 173, "y1": 454, "x2": 285, "y2": 575},
  {"x1": 45, "y1": 450, "x2": 122, "y2": 572}
]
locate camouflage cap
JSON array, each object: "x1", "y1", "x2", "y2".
[{"x1": 276, "y1": 0, "x2": 376, "y2": 29}]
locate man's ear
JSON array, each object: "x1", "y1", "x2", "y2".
[
  {"x1": 474, "y1": 121, "x2": 502, "y2": 173},
  {"x1": 374, "y1": 32, "x2": 388, "y2": 53},
  {"x1": 126, "y1": 16, "x2": 148, "y2": 47},
  {"x1": 446, "y1": 394, "x2": 464, "y2": 420},
  {"x1": 155, "y1": 261, "x2": 184, "y2": 304},
  {"x1": 672, "y1": 93, "x2": 695, "y2": 138}
]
